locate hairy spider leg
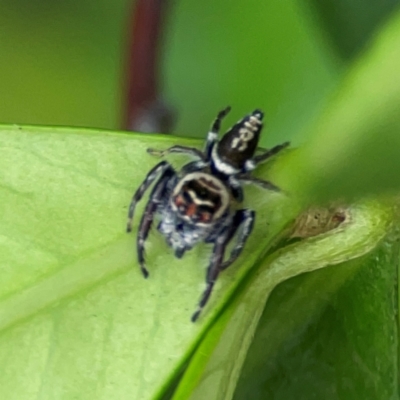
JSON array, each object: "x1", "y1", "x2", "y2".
[
  {"x1": 127, "y1": 161, "x2": 172, "y2": 232},
  {"x1": 180, "y1": 160, "x2": 208, "y2": 174},
  {"x1": 253, "y1": 141, "x2": 290, "y2": 164},
  {"x1": 244, "y1": 141, "x2": 290, "y2": 172},
  {"x1": 146, "y1": 106, "x2": 232, "y2": 165},
  {"x1": 237, "y1": 175, "x2": 281, "y2": 192},
  {"x1": 220, "y1": 209, "x2": 255, "y2": 270},
  {"x1": 227, "y1": 176, "x2": 244, "y2": 202},
  {"x1": 147, "y1": 145, "x2": 206, "y2": 161},
  {"x1": 229, "y1": 173, "x2": 282, "y2": 202},
  {"x1": 191, "y1": 229, "x2": 228, "y2": 322},
  {"x1": 204, "y1": 106, "x2": 231, "y2": 159},
  {"x1": 136, "y1": 165, "x2": 176, "y2": 278},
  {"x1": 191, "y1": 209, "x2": 254, "y2": 322}
]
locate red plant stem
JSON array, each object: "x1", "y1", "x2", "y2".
[{"x1": 122, "y1": 0, "x2": 174, "y2": 133}]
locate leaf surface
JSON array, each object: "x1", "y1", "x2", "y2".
[{"x1": 0, "y1": 126, "x2": 292, "y2": 399}]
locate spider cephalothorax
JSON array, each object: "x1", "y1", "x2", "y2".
[{"x1": 127, "y1": 107, "x2": 289, "y2": 322}]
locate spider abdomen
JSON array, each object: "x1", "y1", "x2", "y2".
[
  {"x1": 214, "y1": 110, "x2": 263, "y2": 171},
  {"x1": 171, "y1": 172, "x2": 230, "y2": 225},
  {"x1": 158, "y1": 171, "x2": 232, "y2": 256}
]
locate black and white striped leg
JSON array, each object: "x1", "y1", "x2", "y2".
[
  {"x1": 237, "y1": 175, "x2": 281, "y2": 192},
  {"x1": 244, "y1": 141, "x2": 290, "y2": 171},
  {"x1": 181, "y1": 160, "x2": 208, "y2": 174},
  {"x1": 191, "y1": 231, "x2": 228, "y2": 322},
  {"x1": 228, "y1": 176, "x2": 244, "y2": 202},
  {"x1": 204, "y1": 106, "x2": 231, "y2": 159},
  {"x1": 220, "y1": 209, "x2": 255, "y2": 270},
  {"x1": 127, "y1": 161, "x2": 172, "y2": 232},
  {"x1": 147, "y1": 146, "x2": 206, "y2": 161},
  {"x1": 191, "y1": 209, "x2": 255, "y2": 322},
  {"x1": 136, "y1": 166, "x2": 175, "y2": 278}
]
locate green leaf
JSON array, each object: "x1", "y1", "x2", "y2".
[
  {"x1": 235, "y1": 236, "x2": 399, "y2": 399},
  {"x1": 170, "y1": 201, "x2": 393, "y2": 400},
  {"x1": 0, "y1": 125, "x2": 294, "y2": 399}
]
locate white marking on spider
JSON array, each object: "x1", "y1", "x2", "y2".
[
  {"x1": 249, "y1": 115, "x2": 261, "y2": 124},
  {"x1": 231, "y1": 121, "x2": 260, "y2": 151},
  {"x1": 207, "y1": 131, "x2": 218, "y2": 141},
  {"x1": 244, "y1": 121, "x2": 258, "y2": 131},
  {"x1": 211, "y1": 146, "x2": 240, "y2": 175},
  {"x1": 172, "y1": 171, "x2": 230, "y2": 221},
  {"x1": 187, "y1": 189, "x2": 215, "y2": 207},
  {"x1": 252, "y1": 112, "x2": 263, "y2": 119},
  {"x1": 245, "y1": 159, "x2": 256, "y2": 171}
]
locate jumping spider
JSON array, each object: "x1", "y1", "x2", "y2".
[{"x1": 127, "y1": 107, "x2": 289, "y2": 322}]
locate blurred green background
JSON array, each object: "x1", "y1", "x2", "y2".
[
  {"x1": 0, "y1": 0, "x2": 375, "y2": 145},
  {"x1": 0, "y1": 0, "x2": 398, "y2": 144}
]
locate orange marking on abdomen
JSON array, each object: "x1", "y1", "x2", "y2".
[
  {"x1": 200, "y1": 212, "x2": 211, "y2": 223},
  {"x1": 174, "y1": 195, "x2": 185, "y2": 207},
  {"x1": 186, "y1": 203, "x2": 197, "y2": 217}
]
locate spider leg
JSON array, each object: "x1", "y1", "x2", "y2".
[
  {"x1": 191, "y1": 209, "x2": 255, "y2": 321},
  {"x1": 147, "y1": 145, "x2": 206, "y2": 161},
  {"x1": 237, "y1": 175, "x2": 281, "y2": 192},
  {"x1": 204, "y1": 106, "x2": 231, "y2": 159},
  {"x1": 136, "y1": 166, "x2": 175, "y2": 278},
  {"x1": 228, "y1": 176, "x2": 244, "y2": 202},
  {"x1": 220, "y1": 209, "x2": 255, "y2": 270},
  {"x1": 127, "y1": 161, "x2": 172, "y2": 232},
  {"x1": 244, "y1": 141, "x2": 290, "y2": 172},
  {"x1": 181, "y1": 160, "x2": 208, "y2": 174},
  {"x1": 191, "y1": 231, "x2": 228, "y2": 322}
]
